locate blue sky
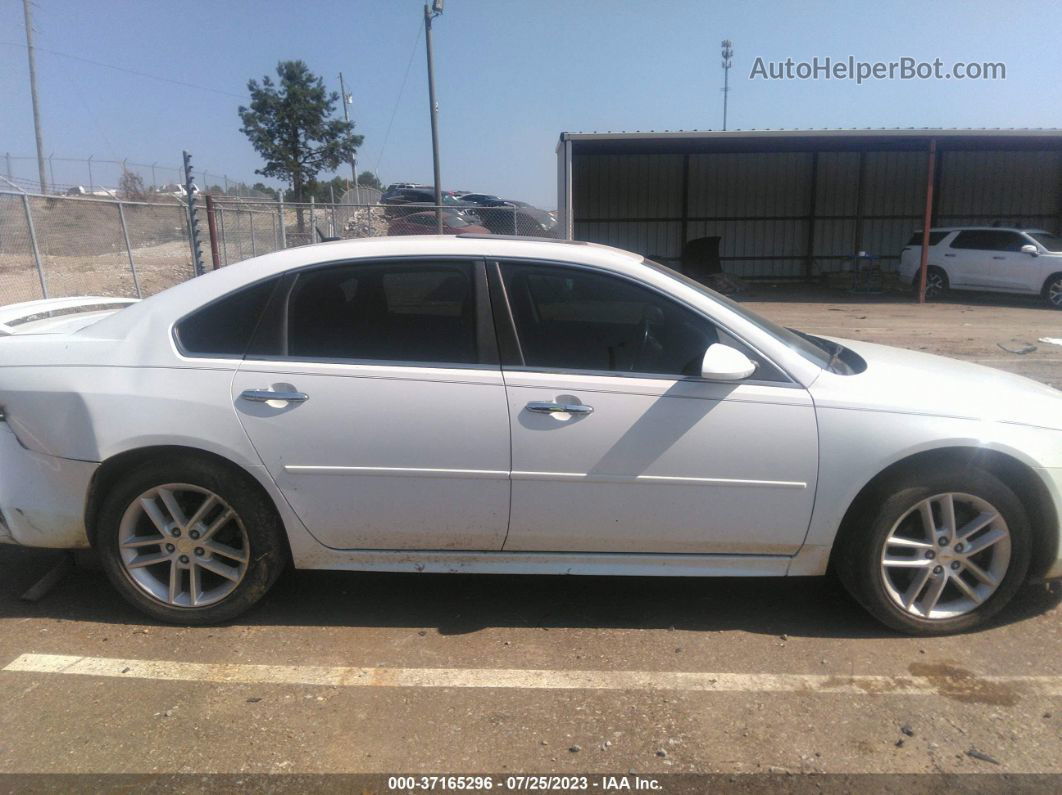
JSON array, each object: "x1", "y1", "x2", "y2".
[{"x1": 2, "y1": 0, "x2": 1059, "y2": 207}]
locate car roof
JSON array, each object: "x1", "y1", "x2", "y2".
[
  {"x1": 83, "y1": 236, "x2": 645, "y2": 339},
  {"x1": 921, "y1": 226, "x2": 1050, "y2": 234}
]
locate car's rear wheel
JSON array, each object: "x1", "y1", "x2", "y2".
[
  {"x1": 836, "y1": 467, "x2": 1031, "y2": 635},
  {"x1": 920, "y1": 267, "x2": 948, "y2": 300},
  {"x1": 1042, "y1": 273, "x2": 1062, "y2": 309},
  {"x1": 96, "y1": 456, "x2": 287, "y2": 624}
]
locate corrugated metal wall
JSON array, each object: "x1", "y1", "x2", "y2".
[{"x1": 572, "y1": 145, "x2": 1062, "y2": 279}]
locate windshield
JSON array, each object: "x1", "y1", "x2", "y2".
[
  {"x1": 642, "y1": 258, "x2": 835, "y2": 370},
  {"x1": 1029, "y1": 232, "x2": 1062, "y2": 252}
]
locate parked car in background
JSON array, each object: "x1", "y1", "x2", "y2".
[
  {"x1": 471, "y1": 202, "x2": 559, "y2": 238},
  {"x1": 0, "y1": 236, "x2": 1059, "y2": 632},
  {"x1": 380, "y1": 187, "x2": 436, "y2": 206},
  {"x1": 456, "y1": 193, "x2": 504, "y2": 206},
  {"x1": 387, "y1": 209, "x2": 489, "y2": 236},
  {"x1": 899, "y1": 226, "x2": 1062, "y2": 307}
]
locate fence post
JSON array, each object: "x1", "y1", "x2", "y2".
[
  {"x1": 277, "y1": 198, "x2": 286, "y2": 248},
  {"x1": 218, "y1": 207, "x2": 228, "y2": 266},
  {"x1": 310, "y1": 197, "x2": 316, "y2": 243},
  {"x1": 4, "y1": 152, "x2": 10, "y2": 180},
  {"x1": 21, "y1": 193, "x2": 48, "y2": 299},
  {"x1": 512, "y1": 206, "x2": 518, "y2": 235},
  {"x1": 204, "y1": 194, "x2": 221, "y2": 269},
  {"x1": 249, "y1": 211, "x2": 257, "y2": 257},
  {"x1": 116, "y1": 202, "x2": 142, "y2": 298},
  {"x1": 270, "y1": 211, "x2": 277, "y2": 252}
]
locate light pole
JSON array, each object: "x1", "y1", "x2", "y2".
[
  {"x1": 721, "y1": 39, "x2": 733, "y2": 131},
  {"x1": 424, "y1": 0, "x2": 444, "y2": 232},
  {"x1": 338, "y1": 72, "x2": 360, "y2": 204},
  {"x1": 22, "y1": 0, "x2": 47, "y2": 193}
]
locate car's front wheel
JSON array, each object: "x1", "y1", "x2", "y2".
[
  {"x1": 96, "y1": 456, "x2": 288, "y2": 624},
  {"x1": 1042, "y1": 273, "x2": 1062, "y2": 309},
  {"x1": 836, "y1": 467, "x2": 1031, "y2": 635}
]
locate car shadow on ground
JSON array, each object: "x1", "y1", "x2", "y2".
[{"x1": 1, "y1": 547, "x2": 1058, "y2": 640}]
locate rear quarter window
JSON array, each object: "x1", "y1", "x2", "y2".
[
  {"x1": 174, "y1": 278, "x2": 278, "y2": 357},
  {"x1": 906, "y1": 231, "x2": 948, "y2": 246}
]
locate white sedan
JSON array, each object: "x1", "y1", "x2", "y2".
[{"x1": 0, "y1": 236, "x2": 1059, "y2": 634}]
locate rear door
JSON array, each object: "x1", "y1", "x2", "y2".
[
  {"x1": 232, "y1": 258, "x2": 511, "y2": 550},
  {"x1": 948, "y1": 230, "x2": 1028, "y2": 289}
]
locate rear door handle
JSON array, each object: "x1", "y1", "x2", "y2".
[
  {"x1": 526, "y1": 401, "x2": 593, "y2": 415},
  {"x1": 944, "y1": 253, "x2": 956, "y2": 257},
  {"x1": 240, "y1": 389, "x2": 309, "y2": 403},
  {"x1": 992, "y1": 255, "x2": 1005, "y2": 260}
]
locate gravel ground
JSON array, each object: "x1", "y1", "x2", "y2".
[{"x1": 0, "y1": 285, "x2": 1058, "y2": 787}]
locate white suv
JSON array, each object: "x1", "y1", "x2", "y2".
[{"x1": 898, "y1": 227, "x2": 1062, "y2": 307}]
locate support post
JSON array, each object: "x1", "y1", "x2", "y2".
[
  {"x1": 21, "y1": 193, "x2": 47, "y2": 298},
  {"x1": 204, "y1": 193, "x2": 221, "y2": 269},
  {"x1": 116, "y1": 203, "x2": 142, "y2": 298},
  {"x1": 917, "y1": 138, "x2": 938, "y2": 304},
  {"x1": 803, "y1": 151, "x2": 819, "y2": 280},
  {"x1": 277, "y1": 198, "x2": 286, "y2": 248},
  {"x1": 425, "y1": 2, "x2": 444, "y2": 233},
  {"x1": 87, "y1": 155, "x2": 94, "y2": 193},
  {"x1": 249, "y1": 211, "x2": 256, "y2": 257}
]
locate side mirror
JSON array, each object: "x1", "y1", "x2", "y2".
[
  {"x1": 1021, "y1": 244, "x2": 1039, "y2": 256},
  {"x1": 700, "y1": 343, "x2": 756, "y2": 381}
]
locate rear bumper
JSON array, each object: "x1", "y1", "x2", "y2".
[{"x1": 0, "y1": 424, "x2": 94, "y2": 548}]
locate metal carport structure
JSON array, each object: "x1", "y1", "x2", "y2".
[{"x1": 556, "y1": 129, "x2": 1062, "y2": 283}]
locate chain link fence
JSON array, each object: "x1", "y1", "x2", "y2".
[
  {"x1": 0, "y1": 190, "x2": 196, "y2": 303},
  {"x1": 1, "y1": 189, "x2": 561, "y2": 304}
]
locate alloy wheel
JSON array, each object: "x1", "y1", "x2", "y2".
[
  {"x1": 1048, "y1": 277, "x2": 1062, "y2": 308},
  {"x1": 924, "y1": 271, "x2": 945, "y2": 298},
  {"x1": 880, "y1": 492, "x2": 1011, "y2": 619},
  {"x1": 117, "y1": 484, "x2": 250, "y2": 608}
]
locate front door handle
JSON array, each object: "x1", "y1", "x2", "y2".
[
  {"x1": 526, "y1": 401, "x2": 593, "y2": 415},
  {"x1": 944, "y1": 253, "x2": 956, "y2": 257},
  {"x1": 992, "y1": 255, "x2": 1005, "y2": 260},
  {"x1": 240, "y1": 389, "x2": 309, "y2": 403}
]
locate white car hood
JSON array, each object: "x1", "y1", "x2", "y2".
[{"x1": 810, "y1": 337, "x2": 1062, "y2": 432}]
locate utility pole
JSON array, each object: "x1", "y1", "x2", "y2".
[
  {"x1": 721, "y1": 39, "x2": 733, "y2": 132},
  {"x1": 338, "y1": 72, "x2": 360, "y2": 204},
  {"x1": 424, "y1": 0, "x2": 444, "y2": 232},
  {"x1": 22, "y1": 0, "x2": 48, "y2": 194}
]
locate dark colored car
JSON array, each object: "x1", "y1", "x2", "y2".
[{"x1": 387, "y1": 210, "x2": 489, "y2": 236}]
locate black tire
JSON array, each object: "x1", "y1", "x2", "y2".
[
  {"x1": 835, "y1": 467, "x2": 1031, "y2": 635},
  {"x1": 96, "y1": 455, "x2": 287, "y2": 625},
  {"x1": 1042, "y1": 273, "x2": 1062, "y2": 309},
  {"x1": 921, "y1": 266, "x2": 948, "y2": 300}
]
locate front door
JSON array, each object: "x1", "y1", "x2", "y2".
[
  {"x1": 233, "y1": 259, "x2": 510, "y2": 550},
  {"x1": 495, "y1": 261, "x2": 818, "y2": 556}
]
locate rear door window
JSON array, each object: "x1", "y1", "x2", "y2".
[
  {"x1": 284, "y1": 261, "x2": 479, "y2": 365},
  {"x1": 950, "y1": 230, "x2": 1027, "y2": 252}
]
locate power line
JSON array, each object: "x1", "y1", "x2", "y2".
[
  {"x1": 0, "y1": 40, "x2": 248, "y2": 99},
  {"x1": 374, "y1": 21, "x2": 423, "y2": 176}
]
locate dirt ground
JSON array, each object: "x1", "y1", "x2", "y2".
[
  {"x1": 743, "y1": 284, "x2": 1062, "y2": 389},
  {"x1": 0, "y1": 286, "x2": 1058, "y2": 789}
]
